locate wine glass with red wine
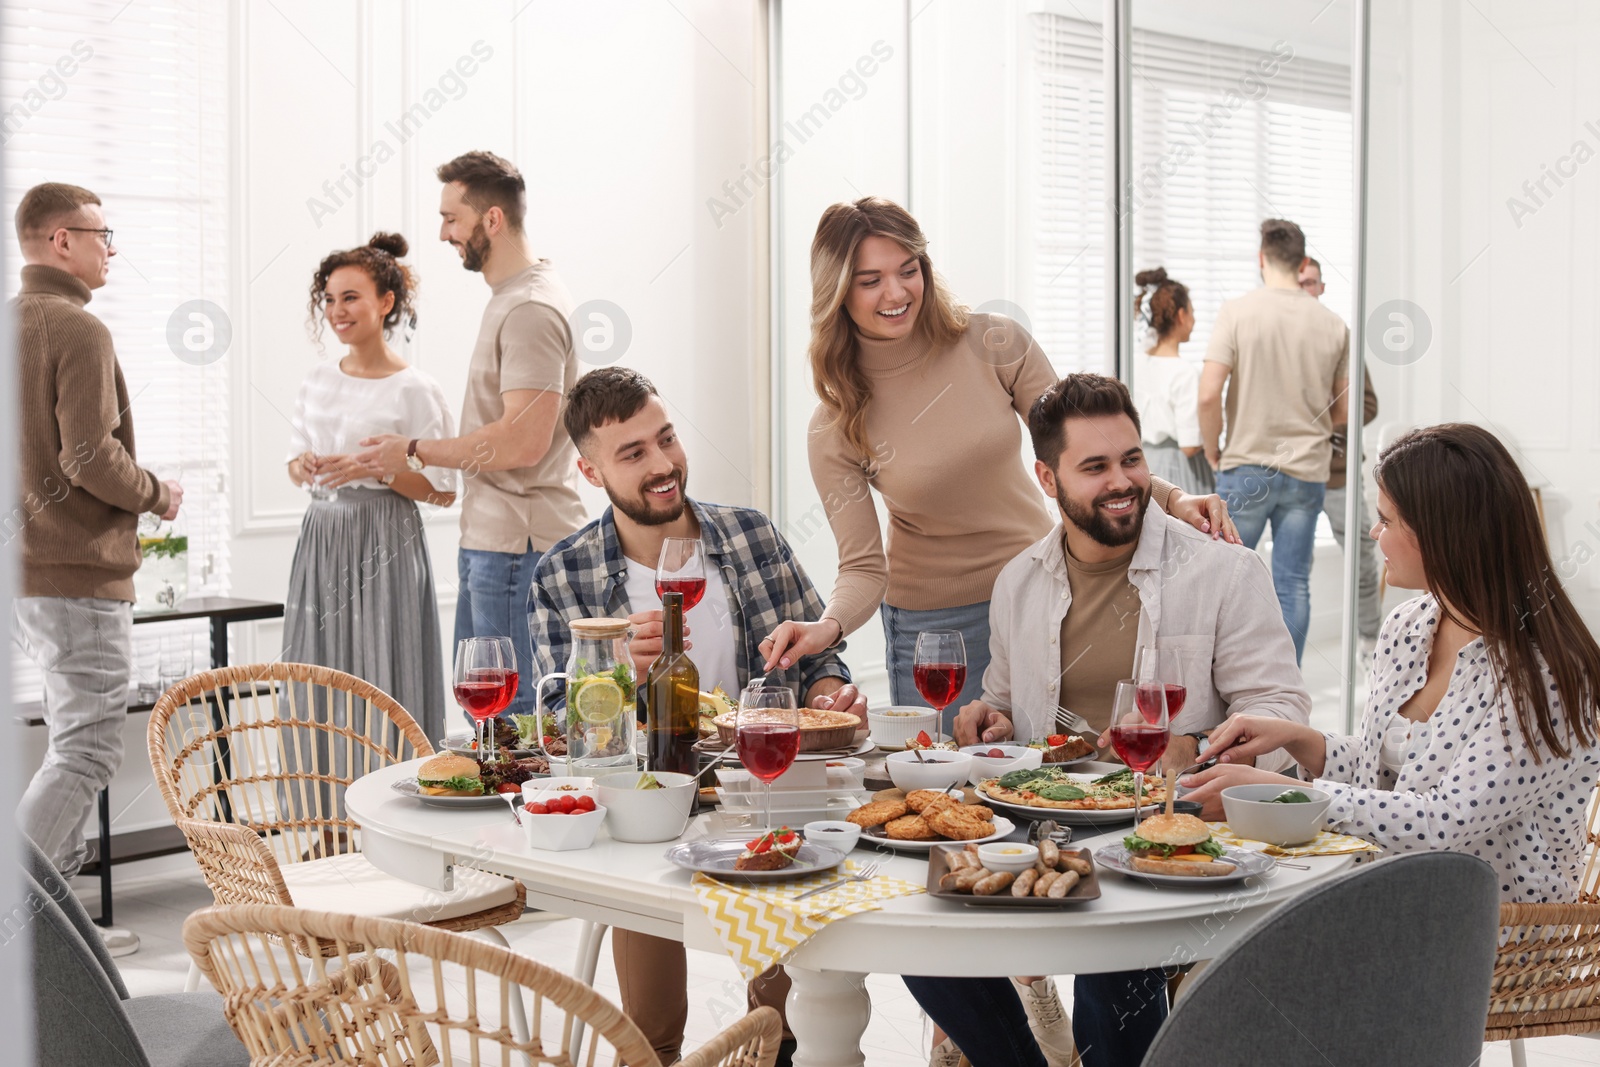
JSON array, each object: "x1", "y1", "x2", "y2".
[
  {"x1": 1134, "y1": 646, "x2": 1185, "y2": 724},
  {"x1": 735, "y1": 684, "x2": 800, "y2": 831},
  {"x1": 455, "y1": 636, "x2": 519, "y2": 762},
  {"x1": 656, "y1": 537, "x2": 708, "y2": 611},
  {"x1": 913, "y1": 630, "x2": 967, "y2": 744},
  {"x1": 1108, "y1": 678, "x2": 1168, "y2": 821}
]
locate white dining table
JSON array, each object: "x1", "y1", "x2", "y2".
[{"x1": 346, "y1": 759, "x2": 1355, "y2": 1067}]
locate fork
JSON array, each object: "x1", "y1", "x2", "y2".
[
  {"x1": 790, "y1": 860, "x2": 882, "y2": 902},
  {"x1": 503, "y1": 792, "x2": 524, "y2": 826},
  {"x1": 1054, "y1": 706, "x2": 1094, "y2": 736}
]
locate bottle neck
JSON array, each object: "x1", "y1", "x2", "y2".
[{"x1": 662, "y1": 593, "x2": 685, "y2": 656}]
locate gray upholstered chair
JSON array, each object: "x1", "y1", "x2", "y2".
[
  {"x1": 23, "y1": 835, "x2": 249, "y2": 1067},
  {"x1": 1143, "y1": 851, "x2": 1499, "y2": 1067}
]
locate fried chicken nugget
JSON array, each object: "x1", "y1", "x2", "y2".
[
  {"x1": 884, "y1": 814, "x2": 941, "y2": 840},
  {"x1": 927, "y1": 806, "x2": 996, "y2": 841},
  {"x1": 847, "y1": 799, "x2": 909, "y2": 829},
  {"x1": 905, "y1": 789, "x2": 961, "y2": 814}
]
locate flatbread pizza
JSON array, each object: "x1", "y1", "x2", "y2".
[{"x1": 979, "y1": 766, "x2": 1168, "y2": 811}]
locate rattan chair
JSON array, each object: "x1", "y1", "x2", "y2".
[
  {"x1": 148, "y1": 663, "x2": 526, "y2": 981},
  {"x1": 1486, "y1": 778, "x2": 1600, "y2": 1065},
  {"x1": 183, "y1": 904, "x2": 783, "y2": 1067}
]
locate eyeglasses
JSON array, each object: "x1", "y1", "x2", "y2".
[{"x1": 61, "y1": 227, "x2": 114, "y2": 248}]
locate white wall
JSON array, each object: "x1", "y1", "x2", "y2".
[
  {"x1": 232, "y1": 0, "x2": 768, "y2": 659},
  {"x1": 1369, "y1": 0, "x2": 1600, "y2": 625},
  {"x1": 774, "y1": 0, "x2": 909, "y2": 701}
]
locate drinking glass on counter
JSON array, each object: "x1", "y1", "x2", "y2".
[
  {"x1": 1108, "y1": 678, "x2": 1169, "y2": 820},
  {"x1": 736, "y1": 684, "x2": 800, "y2": 831}
]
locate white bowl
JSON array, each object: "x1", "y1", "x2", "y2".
[
  {"x1": 959, "y1": 744, "x2": 1044, "y2": 785},
  {"x1": 522, "y1": 776, "x2": 597, "y2": 803},
  {"x1": 521, "y1": 804, "x2": 606, "y2": 852},
  {"x1": 1220, "y1": 784, "x2": 1333, "y2": 846},
  {"x1": 884, "y1": 749, "x2": 973, "y2": 793},
  {"x1": 594, "y1": 771, "x2": 697, "y2": 843},
  {"x1": 867, "y1": 706, "x2": 940, "y2": 748},
  {"x1": 803, "y1": 820, "x2": 862, "y2": 852},
  {"x1": 825, "y1": 757, "x2": 867, "y2": 789},
  {"x1": 976, "y1": 841, "x2": 1039, "y2": 875}
]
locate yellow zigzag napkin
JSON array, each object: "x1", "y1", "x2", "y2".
[
  {"x1": 1210, "y1": 823, "x2": 1383, "y2": 858},
  {"x1": 691, "y1": 860, "x2": 925, "y2": 980}
]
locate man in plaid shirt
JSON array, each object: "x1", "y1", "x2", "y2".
[{"x1": 528, "y1": 365, "x2": 865, "y2": 1066}]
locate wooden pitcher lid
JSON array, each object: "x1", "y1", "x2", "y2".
[{"x1": 568, "y1": 617, "x2": 631, "y2": 640}]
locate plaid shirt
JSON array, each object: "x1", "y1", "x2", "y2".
[{"x1": 528, "y1": 499, "x2": 850, "y2": 708}]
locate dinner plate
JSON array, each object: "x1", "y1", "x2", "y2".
[
  {"x1": 793, "y1": 736, "x2": 876, "y2": 761},
  {"x1": 1093, "y1": 843, "x2": 1275, "y2": 885},
  {"x1": 974, "y1": 777, "x2": 1168, "y2": 826},
  {"x1": 439, "y1": 733, "x2": 539, "y2": 760},
  {"x1": 389, "y1": 779, "x2": 514, "y2": 808},
  {"x1": 925, "y1": 844, "x2": 1102, "y2": 907},
  {"x1": 663, "y1": 840, "x2": 847, "y2": 883},
  {"x1": 861, "y1": 815, "x2": 1016, "y2": 853}
]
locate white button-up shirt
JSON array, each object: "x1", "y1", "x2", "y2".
[
  {"x1": 982, "y1": 504, "x2": 1310, "y2": 764},
  {"x1": 1316, "y1": 594, "x2": 1600, "y2": 903}
]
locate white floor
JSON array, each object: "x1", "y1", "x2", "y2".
[{"x1": 72, "y1": 546, "x2": 1600, "y2": 1066}]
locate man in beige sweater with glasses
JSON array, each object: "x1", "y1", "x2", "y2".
[{"x1": 11, "y1": 182, "x2": 183, "y2": 954}]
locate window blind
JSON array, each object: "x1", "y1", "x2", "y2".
[
  {"x1": 1031, "y1": 14, "x2": 1353, "y2": 366},
  {"x1": 5, "y1": 0, "x2": 231, "y2": 700}
]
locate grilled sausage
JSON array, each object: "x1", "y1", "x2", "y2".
[
  {"x1": 1048, "y1": 870, "x2": 1080, "y2": 898},
  {"x1": 1032, "y1": 870, "x2": 1061, "y2": 897},
  {"x1": 1059, "y1": 853, "x2": 1092, "y2": 877},
  {"x1": 973, "y1": 871, "x2": 1014, "y2": 896},
  {"x1": 1012, "y1": 869, "x2": 1039, "y2": 897}
]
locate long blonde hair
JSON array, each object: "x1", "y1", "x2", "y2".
[{"x1": 808, "y1": 197, "x2": 969, "y2": 458}]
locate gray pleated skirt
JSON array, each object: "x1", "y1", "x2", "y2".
[
  {"x1": 283, "y1": 487, "x2": 446, "y2": 741},
  {"x1": 1144, "y1": 442, "x2": 1216, "y2": 497}
]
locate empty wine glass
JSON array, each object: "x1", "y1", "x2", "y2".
[{"x1": 736, "y1": 684, "x2": 800, "y2": 832}]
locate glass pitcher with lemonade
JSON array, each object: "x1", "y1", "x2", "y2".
[{"x1": 535, "y1": 617, "x2": 638, "y2": 773}]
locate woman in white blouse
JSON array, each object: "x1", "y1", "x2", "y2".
[
  {"x1": 1183, "y1": 423, "x2": 1600, "y2": 902},
  {"x1": 284, "y1": 232, "x2": 457, "y2": 739},
  {"x1": 1132, "y1": 267, "x2": 1212, "y2": 495}
]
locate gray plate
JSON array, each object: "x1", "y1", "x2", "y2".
[
  {"x1": 1093, "y1": 843, "x2": 1276, "y2": 885},
  {"x1": 861, "y1": 815, "x2": 1016, "y2": 853},
  {"x1": 440, "y1": 733, "x2": 539, "y2": 760},
  {"x1": 389, "y1": 778, "x2": 514, "y2": 808},
  {"x1": 663, "y1": 840, "x2": 847, "y2": 883}
]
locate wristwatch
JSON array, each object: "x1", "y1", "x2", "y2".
[
  {"x1": 1188, "y1": 732, "x2": 1211, "y2": 756},
  {"x1": 405, "y1": 439, "x2": 424, "y2": 472}
]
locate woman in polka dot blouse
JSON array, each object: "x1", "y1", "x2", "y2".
[{"x1": 1182, "y1": 424, "x2": 1600, "y2": 903}]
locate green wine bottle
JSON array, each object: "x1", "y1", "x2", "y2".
[{"x1": 642, "y1": 592, "x2": 699, "y2": 777}]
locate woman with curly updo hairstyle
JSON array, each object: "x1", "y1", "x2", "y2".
[
  {"x1": 1132, "y1": 266, "x2": 1213, "y2": 494},
  {"x1": 282, "y1": 232, "x2": 456, "y2": 737}
]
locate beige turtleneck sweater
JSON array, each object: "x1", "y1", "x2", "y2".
[
  {"x1": 807, "y1": 313, "x2": 1183, "y2": 637},
  {"x1": 12, "y1": 264, "x2": 169, "y2": 600}
]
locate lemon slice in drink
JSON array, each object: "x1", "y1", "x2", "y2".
[{"x1": 572, "y1": 677, "x2": 625, "y2": 725}]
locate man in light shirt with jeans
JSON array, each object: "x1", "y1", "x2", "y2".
[
  {"x1": 907, "y1": 374, "x2": 1309, "y2": 1067},
  {"x1": 1200, "y1": 218, "x2": 1349, "y2": 663},
  {"x1": 356, "y1": 151, "x2": 585, "y2": 714}
]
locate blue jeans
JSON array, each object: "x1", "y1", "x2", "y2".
[
  {"x1": 1215, "y1": 466, "x2": 1324, "y2": 664},
  {"x1": 902, "y1": 972, "x2": 1168, "y2": 1067},
  {"x1": 880, "y1": 600, "x2": 990, "y2": 735},
  {"x1": 455, "y1": 546, "x2": 541, "y2": 719}
]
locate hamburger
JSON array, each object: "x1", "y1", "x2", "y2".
[
  {"x1": 416, "y1": 753, "x2": 484, "y2": 797},
  {"x1": 1122, "y1": 813, "x2": 1236, "y2": 877},
  {"x1": 734, "y1": 827, "x2": 803, "y2": 871}
]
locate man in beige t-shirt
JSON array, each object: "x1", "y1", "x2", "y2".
[
  {"x1": 356, "y1": 151, "x2": 585, "y2": 714},
  {"x1": 1199, "y1": 218, "x2": 1349, "y2": 663}
]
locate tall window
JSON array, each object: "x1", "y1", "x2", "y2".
[
  {"x1": 1032, "y1": 14, "x2": 1352, "y2": 365},
  {"x1": 5, "y1": 0, "x2": 231, "y2": 699}
]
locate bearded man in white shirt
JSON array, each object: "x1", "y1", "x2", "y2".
[{"x1": 910, "y1": 373, "x2": 1310, "y2": 1067}]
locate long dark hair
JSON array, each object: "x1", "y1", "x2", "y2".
[
  {"x1": 1375, "y1": 423, "x2": 1600, "y2": 759},
  {"x1": 306, "y1": 231, "x2": 418, "y2": 346}
]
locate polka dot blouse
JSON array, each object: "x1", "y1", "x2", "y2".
[{"x1": 1313, "y1": 594, "x2": 1600, "y2": 904}]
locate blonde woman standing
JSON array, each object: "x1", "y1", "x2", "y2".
[
  {"x1": 1132, "y1": 267, "x2": 1213, "y2": 495},
  {"x1": 761, "y1": 198, "x2": 1234, "y2": 715}
]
